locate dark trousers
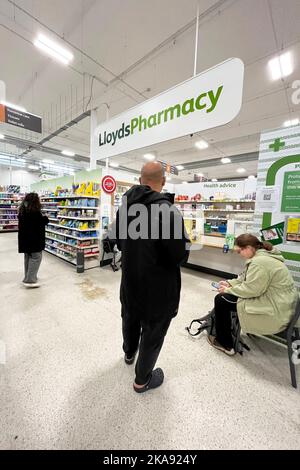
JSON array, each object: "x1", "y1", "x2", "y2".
[
  {"x1": 214, "y1": 293, "x2": 238, "y2": 349},
  {"x1": 122, "y1": 308, "x2": 172, "y2": 385}
]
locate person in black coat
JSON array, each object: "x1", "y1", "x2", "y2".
[
  {"x1": 18, "y1": 193, "x2": 49, "y2": 288},
  {"x1": 116, "y1": 161, "x2": 190, "y2": 393}
]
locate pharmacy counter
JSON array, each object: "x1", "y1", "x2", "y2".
[{"x1": 185, "y1": 244, "x2": 244, "y2": 279}]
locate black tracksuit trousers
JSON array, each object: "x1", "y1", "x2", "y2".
[
  {"x1": 214, "y1": 293, "x2": 238, "y2": 349},
  {"x1": 122, "y1": 307, "x2": 172, "y2": 385}
]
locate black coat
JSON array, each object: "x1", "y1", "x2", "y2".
[
  {"x1": 18, "y1": 211, "x2": 49, "y2": 253},
  {"x1": 116, "y1": 185, "x2": 190, "y2": 321}
]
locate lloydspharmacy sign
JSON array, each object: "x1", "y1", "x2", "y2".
[{"x1": 93, "y1": 58, "x2": 244, "y2": 160}]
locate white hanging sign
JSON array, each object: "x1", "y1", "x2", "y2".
[
  {"x1": 92, "y1": 58, "x2": 244, "y2": 160},
  {"x1": 256, "y1": 185, "x2": 281, "y2": 213}
]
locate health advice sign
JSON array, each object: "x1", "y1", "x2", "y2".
[{"x1": 92, "y1": 58, "x2": 244, "y2": 160}]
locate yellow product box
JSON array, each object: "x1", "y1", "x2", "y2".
[{"x1": 287, "y1": 218, "x2": 300, "y2": 234}]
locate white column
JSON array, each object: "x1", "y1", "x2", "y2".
[
  {"x1": 0, "y1": 80, "x2": 6, "y2": 102},
  {"x1": 193, "y1": 2, "x2": 200, "y2": 77},
  {"x1": 89, "y1": 108, "x2": 98, "y2": 170}
]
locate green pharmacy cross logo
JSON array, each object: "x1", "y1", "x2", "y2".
[{"x1": 269, "y1": 138, "x2": 285, "y2": 152}]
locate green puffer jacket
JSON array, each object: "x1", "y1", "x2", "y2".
[{"x1": 224, "y1": 248, "x2": 299, "y2": 335}]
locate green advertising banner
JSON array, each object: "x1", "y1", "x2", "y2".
[
  {"x1": 260, "y1": 221, "x2": 285, "y2": 246},
  {"x1": 281, "y1": 170, "x2": 300, "y2": 212}
]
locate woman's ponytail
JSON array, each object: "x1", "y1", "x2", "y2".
[
  {"x1": 261, "y1": 241, "x2": 273, "y2": 251},
  {"x1": 235, "y1": 234, "x2": 274, "y2": 252}
]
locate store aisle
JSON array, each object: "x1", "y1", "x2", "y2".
[{"x1": 0, "y1": 233, "x2": 299, "y2": 450}]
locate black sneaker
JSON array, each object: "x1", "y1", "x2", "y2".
[{"x1": 124, "y1": 352, "x2": 137, "y2": 365}]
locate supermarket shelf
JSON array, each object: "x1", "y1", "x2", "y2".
[
  {"x1": 46, "y1": 235, "x2": 98, "y2": 249},
  {"x1": 84, "y1": 252, "x2": 100, "y2": 258},
  {"x1": 80, "y1": 245, "x2": 99, "y2": 250},
  {"x1": 234, "y1": 220, "x2": 254, "y2": 224},
  {"x1": 183, "y1": 214, "x2": 253, "y2": 220},
  {"x1": 46, "y1": 245, "x2": 99, "y2": 259},
  {"x1": 42, "y1": 195, "x2": 99, "y2": 199},
  {"x1": 203, "y1": 209, "x2": 254, "y2": 213},
  {"x1": 204, "y1": 233, "x2": 226, "y2": 238},
  {"x1": 205, "y1": 217, "x2": 228, "y2": 221},
  {"x1": 58, "y1": 206, "x2": 98, "y2": 209},
  {"x1": 46, "y1": 235, "x2": 77, "y2": 246},
  {"x1": 42, "y1": 208, "x2": 59, "y2": 212},
  {"x1": 41, "y1": 202, "x2": 58, "y2": 205},
  {"x1": 57, "y1": 215, "x2": 99, "y2": 221},
  {"x1": 48, "y1": 218, "x2": 59, "y2": 222},
  {"x1": 0, "y1": 219, "x2": 18, "y2": 222},
  {"x1": 46, "y1": 228, "x2": 98, "y2": 241},
  {"x1": 0, "y1": 229, "x2": 18, "y2": 232},
  {"x1": 45, "y1": 248, "x2": 76, "y2": 265},
  {"x1": 176, "y1": 200, "x2": 255, "y2": 204},
  {"x1": 46, "y1": 229, "x2": 80, "y2": 240},
  {"x1": 204, "y1": 200, "x2": 255, "y2": 203},
  {"x1": 48, "y1": 223, "x2": 98, "y2": 232},
  {"x1": 46, "y1": 243, "x2": 76, "y2": 257},
  {"x1": 0, "y1": 221, "x2": 18, "y2": 224},
  {"x1": 0, "y1": 197, "x2": 20, "y2": 200}
]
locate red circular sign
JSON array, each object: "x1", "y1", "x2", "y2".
[{"x1": 102, "y1": 175, "x2": 116, "y2": 194}]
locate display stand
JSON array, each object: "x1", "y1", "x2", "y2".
[
  {"x1": 174, "y1": 180, "x2": 256, "y2": 277},
  {"x1": 42, "y1": 192, "x2": 100, "y2": 271},
  {"x1": 0, "y1": 188, "x2": 24, "y2": 233},
  {"x1": 254, "y1": 124, "x2": 300, "y2": 291},
  {"x1": 176, "y1": 199, "x2": 255, "y2": 248}
]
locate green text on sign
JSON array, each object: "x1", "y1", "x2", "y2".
[{"x1": 281, "y1": 171, "x2": 300, "y2": 213}]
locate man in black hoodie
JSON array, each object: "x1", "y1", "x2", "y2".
[{"x1": 116, "y1": 161, "x2": 189, "y2": 393}]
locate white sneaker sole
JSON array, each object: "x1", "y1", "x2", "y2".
[
  {"x1": 23, "y1": 283, "x2": 40, "y2": 288},
  {"x1": 207, "y1": 336, "x2": 235, "y2": 356}
]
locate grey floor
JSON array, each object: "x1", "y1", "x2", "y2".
[{"x1": 0, "y1": 233, "x2": 299, "y2": 450}]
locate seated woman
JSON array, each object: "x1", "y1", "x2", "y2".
[{"x1": 207, "y1": 233, "x2": 298, "y2": 356}]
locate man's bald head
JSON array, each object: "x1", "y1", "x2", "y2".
[{"x1": 140, "y1": 161, "x2": 166, "y2": 193}]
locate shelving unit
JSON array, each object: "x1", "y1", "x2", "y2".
[
  {"x1": 175, "y1": 199, "x2": 256, "y2": 245},
  {"x1": 41, "y1": 197, "x2": 60, "y2": 224},
  {"x1": 176, "y1": 200, "x2": 255, "y2": 203},
  {"x1": 41, "y1": 194, "x2": 100, "y2": 268},
  {"x1": 57, "y1": 216, "x2": 99, "y2": 221},
  {"x1": 48, "y1": 223, "x2": 98, "y2": 232},
  {"x1": 0, "y1": 190, "x2": 24, "y2": 233},
  {"x1": 45, "y1": 248, "x2": 77, "y2": 265},
  {"x1": 57, "y1": 206, "x2": 98, "y2": 209},
  {"x1": 45, "y1": 228, "x2": 97, "y2": 241}
]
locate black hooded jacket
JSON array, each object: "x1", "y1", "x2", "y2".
[{"x1": 116, "y1": 185, "x2": 190, "y2": 321}]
